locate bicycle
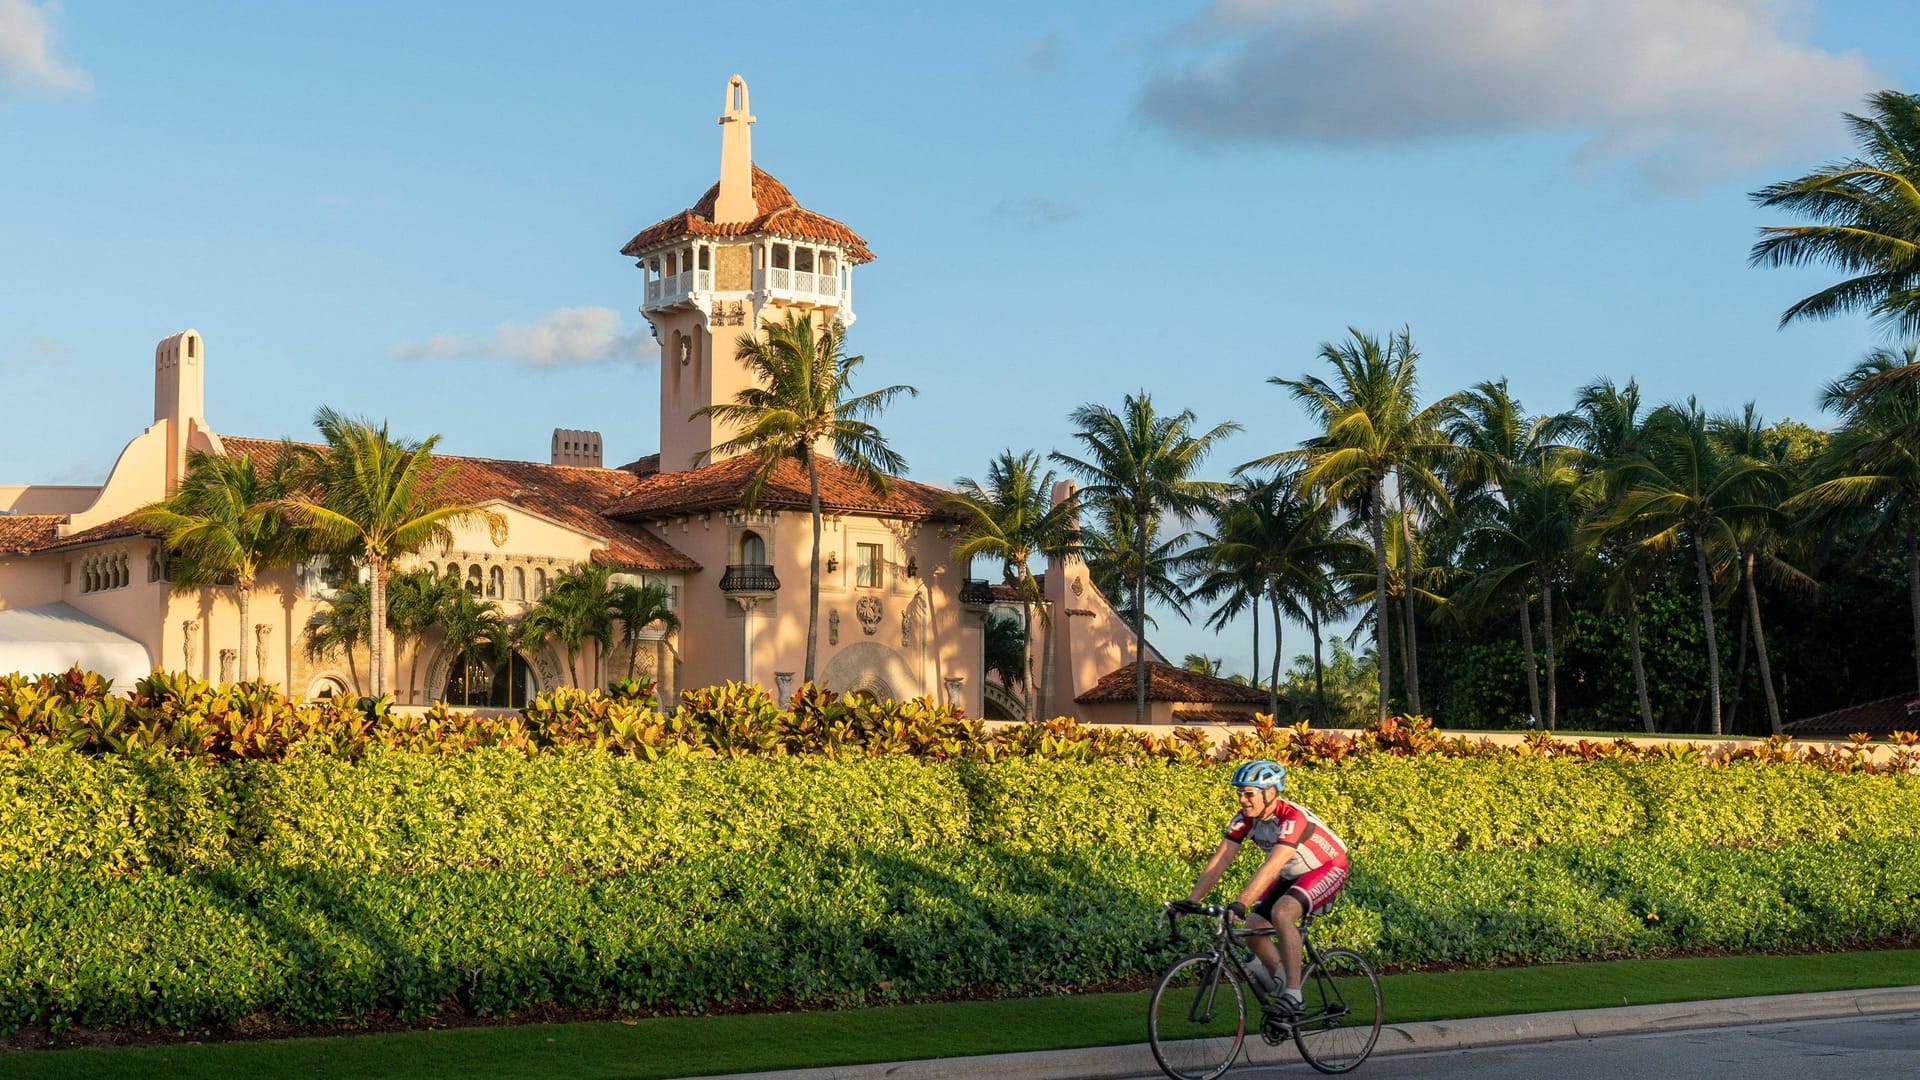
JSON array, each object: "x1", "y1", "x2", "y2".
[{"x1": 1148, "y1": 901, "x2": 1382, "y2": 1078}]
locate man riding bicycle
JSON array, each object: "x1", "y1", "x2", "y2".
[{"x1": 1175, "y1": 759, "x2": 1350, "y2": 1024}]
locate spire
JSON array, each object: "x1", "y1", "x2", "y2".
[{"x1": 714, "y1": 74, "x2": 757, "y2": 224}]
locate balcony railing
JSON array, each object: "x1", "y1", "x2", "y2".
[
  {"x1": 719, "y1": 564, "x2": 781, "y2": 593},
  {"x1": 959, "y1": 578, "x2": 996, "y2": 606},
  {"x1": 755, "y1": 266, "x2": 844, "y2": 304}
]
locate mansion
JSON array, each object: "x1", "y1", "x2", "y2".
[{"x1": 0, "y1": 76, "x2": 1264, "y2": 726}]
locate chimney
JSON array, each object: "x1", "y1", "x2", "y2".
[{"x1": 550, "y1": 428, "x2": 603, "y2": 468}]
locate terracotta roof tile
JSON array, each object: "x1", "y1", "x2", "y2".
[
  {"x1": 210, "y1": 438, "x2": 702, "y2": 573},
  {"x1": 620, "y1": 166, "x2": 874, "y2": 263},
  {"x1": 1784, "y1": 693, "x2": 1920, "y2": 737},
  {"x1": 0, "y1": 514, "x2": 65, "y2": 554},
  {"x1": 607, "y1": 453, "x2": 957, "y2": 521},
  {"x1": 1075, "y1": 661, "x2": 1271, "y2": 705},
  {"x1": 31, "y1": 517, "x2": 153, "y2": 554},
  {"x1": 988, "y1": 573, "x2": 1048, "y2": 603}
]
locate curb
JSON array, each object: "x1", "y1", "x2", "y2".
[{"x1": 680, "y1": 985, "x2": 1920, "y2": 1080}]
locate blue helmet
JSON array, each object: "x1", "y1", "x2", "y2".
[{"x1": 1230, "y1": 759, "x2": 1287, "y2": 792}]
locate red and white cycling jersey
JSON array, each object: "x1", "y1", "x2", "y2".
[{"x1": 1223, "y1": 799, "x2": 1349, "y2": 880}]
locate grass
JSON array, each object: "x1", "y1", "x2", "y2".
[{"x1": 7, "y1": 949, "x2": 1917, "y2": 1080}]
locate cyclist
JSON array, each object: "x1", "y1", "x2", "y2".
[{"x1": 1175, "y1": 759, "x2": 1350, "y2": 1023}]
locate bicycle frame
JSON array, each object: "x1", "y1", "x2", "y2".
[{"x1": 1169, "y1": 906, "x2": 1347, "y2": 1028}]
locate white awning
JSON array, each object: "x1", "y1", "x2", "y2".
[{"x1": 0, "y1": 602, "x2": 154, "y2": 692}]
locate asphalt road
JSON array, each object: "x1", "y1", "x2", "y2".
[{"x1": 1126, "y1": 1011, "x2": 1920, "y2": 1080}]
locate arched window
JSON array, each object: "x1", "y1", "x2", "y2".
[
  {"x1": 511, "y1": 567, "x2": 526, "y2": 601},
  {"x1": 533, "y1": 568, "x2": 548, "y2": 599},
  {"x1": 444, "y1": 562, "x2": 461, "y2": 584},
  {"x1": 467, "y1": 565, "x2": 483, "y2": 596},
  {"x1": 487, "y1": 565, "x2": 503, "y2": 598},
  {"x1": 740, "y1": 531, "x2": 766, "y2": 566}
]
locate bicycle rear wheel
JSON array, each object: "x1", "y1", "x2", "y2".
[
  {"x1": 1293, "y1": 946, "x2": 1382, "y2": 1074},
  {"x1": 1147, "y1": 955, "x2": 1246, "y2": 1080}
]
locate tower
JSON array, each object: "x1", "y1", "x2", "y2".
[{"x1": 621, "y1": 75, "x2": 874, "y2": 473}]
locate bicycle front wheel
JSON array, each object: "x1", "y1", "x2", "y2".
[
  {"x1": 1147, "y1": 954, "x2": 1246, "y2": 1080},
  {"x1": 1294, "y1": 946, "x2": 1382, "y2": 1074}
]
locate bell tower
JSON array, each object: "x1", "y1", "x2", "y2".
[{"x1": 622, "y1": 75, "x2": 874, "y2": 474}]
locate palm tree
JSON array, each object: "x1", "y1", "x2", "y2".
[
  {"x1": 1714, "y1": 405, "x2": 1819, "y2": 734},
  {"x1": 302, "y1": 576, "x2": 370, "y2": 696},
  {"x1": 1264, "y1": 328, "x2": 1459, "y2": 718},
  {"x1": 279, "y1": 407, "x2": 505, "y2": 698},
  {"x1": 1749, "y1": 90, "x2": 1920, "y2": 338},
  {"x1": 439, "y1": 589, "x2": 513, "y2": 706},
  {"x1": 947, "y1": 450, "x2": 1077, "y2": 718},
  {"x1": 1554, "y1": 378, "x2": 1659, "y2": 731},
  {"x1": 608, "y1": 579, "x2": 680, "y2": 683},
  {"x1": 693, "y1": 313, "x2": 916, "y2": 684},
  {"x1": 1052, "y1": 392, "x2": 1241, "y2": 723},
  {"x1": 518, "y1": 562, "x2": 619, "y2": 688},
  {"x1": 129, "y1": 449, "x2": 299, "y2": 684},
  {"x1": 1590, "y1": 401, "x2": 1785, "y2": 735},
  {"x1": 386, "y1": 567, "x2": 467, "y2": 704},
  {"x1": 1794, "y1": 343, "x2": 1920, "y2": 690}
]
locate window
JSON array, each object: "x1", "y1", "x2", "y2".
[
  {"x1": 487, "y1": 566, "x2": 503, "y2": 599},
  {"x1": 467, "y1": 566, "x2": 483, "y2": 596},
  {"x1": 856, "y1": 542, "x2": 884, "y2": 588},
  {"x1": 511, "y1": 567, "x2": 526, "y2": 600},
  {"x1": 740, "y1": 531, "x2": 766, "y2": 566},
  {"x1": 298, "y1": 555, "x2": 350, "y2": 600},
  {"x1": 533, "y1": 568, "x2": 548, "y2": 599}
]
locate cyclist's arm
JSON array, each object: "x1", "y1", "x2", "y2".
[
  {"x1": 1184, "y1": 838, "x2": 1240, "y2": 904},
  {"x1": 1235, "y1": 843, "x2": 1296, "y2": 912}
]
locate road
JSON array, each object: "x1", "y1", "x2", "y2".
[{"x1": 1127, "y1": 1011, "x2": 1920, "y2": 1079}]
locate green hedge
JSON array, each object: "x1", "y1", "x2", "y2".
[{"x1": 1, "y1": 748, "x2": 1917, "y2": 1033}]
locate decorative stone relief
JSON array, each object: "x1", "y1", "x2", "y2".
[
  {"x1": 900, "y1": 606, "x2": 913, "y2": 648},
  {"x1": 1071, "y1": 575, "x2": 1085, "y2": 597},
  {"x1": 828, "y1": 610, "x2": 841, "y2": 645},
  {"x1": 943, "y1": 676, "x2": 964, "y2": 707},
  {"x1": 182, "y1": 620, "x2": 200, "y2": 672},
  {"x1": 774, "y1": 671, "x2": 795, "y2": 707},
  {"x1": 254, "y1": 624, "x2": 272, "y2": 679},
  {"x1": 218, "y1": 650, "x2": 235, "y2": 684},
  {"x1": 856, "y1": 596, "x2": 883, "y2": 636}
]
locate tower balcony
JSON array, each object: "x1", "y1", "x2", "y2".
[{"x1": 644, "y1": 269, "x2": 712, "y2": 310}]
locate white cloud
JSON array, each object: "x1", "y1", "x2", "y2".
[
  {"x1": 0, "y1": 0, "x2": 91, "y2": 101},
  {"x1": 1138, "y1": 0, "x2": 1883, "y2": 187},
  {"x1": 393, "y1": 306, "x2": 652, "y2": 368}
]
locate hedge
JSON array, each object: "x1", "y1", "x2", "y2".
[{"x1": 1, "y1": 744, "x2": 1918, "y2": 1034}]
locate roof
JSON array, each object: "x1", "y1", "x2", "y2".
[
  {"x1": 988, "y1": 573, "x2": 1048, "y2": 603},
  {"x1": 1783, "y1": 693, "x2": 1920, "y2": 737},
  {"x1": 0, "y1": 514, "x2": 63, "y2": 554},
  {"x1": 219, "y1": 438, "x2": 702, "y2": 573},
  {"x1": 8, "y1": 439, "x2": 702, "y2": 574},
  {"x1": 607, "y1": 452, "x2": 957, "y2": 522},
  {"x1": 620, "y1": 166, "x2": 874, "y2": 263},
  {"x1": 1075, "y1": 661, "x2": 1272, "y2": 705}
]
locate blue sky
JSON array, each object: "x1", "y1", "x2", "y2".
[{"x1": 3, "y1": 0, "x2": 1915, "y2": 676}]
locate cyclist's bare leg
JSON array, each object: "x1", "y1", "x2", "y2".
[
  {"x1": 1243, "y1": 910, "x2": 1282, "y2": 981},
  {"x1": 1271, "y1": 893, "x2": 1305, "y2": 991}
]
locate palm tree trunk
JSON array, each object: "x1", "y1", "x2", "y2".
[
  {"x1": 409, "y1": 640, "x2": 423, "y2": 705},
  {"x1": 1519, "y1": 600, "x2": 1542, "y2": 727},
  {"x1": 1396, "y1": 600, "x2": 1413, "y2": 708},
  {"x1": 1370, "y1": 478, "x2": 1391, "y2": 720},
  {"x1": 236, "y1": 582, "x2": 251, "y2": 683},
  {"x1": 369, "y1": 554, "x2": 387, "y2": 698},
  {"x1": 1744, "y1": 553, "x2": 1783, "y2": 735},
  {"x1": 1028, "y1": 569, "x2": 1054, "y2": 720},
  {"x1": 566, "y1": 650, "x2": 579, "y2": 689},
  {"x1": 1134, "y1": 498, "x2": 1149, "y2": 725},
  {"x1": 1268, "y1": 587, "x2": 1283, "y2": 718},
  {"x1": 1692, "y1": 531, "x2": 1723, "y2": 736},
  {"x1": 1021, "y1": 599, "x2": 1035, "y2": 719},
  {"x1": 1628, "y1": 595, "x2": 1655, "y2": 734},
  {"x1": 1540, "y1": 571, "x2": 1558, "y2": 732},
  {"x1": 1397, "y1": 487, "x2": 1423, "y2": 714},
  {"x1": 1250, "y1": 591, "x2": 1261, "y2": 700},
  {"x1": 1907, "y1": 518, "x2": 1920, "y2": 692},
  {"x1": 1309, "y1": 604, "x2": 1325, "y2": 724},
  {"x1": 806, "y1": 459, "x2": 823, "y2": 684},
  {"x1": 1729, "y1": 591, "x2": 1749, "y2": 732}
]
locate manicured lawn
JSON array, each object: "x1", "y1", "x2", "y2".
[{"x1": 8, "y1": 949, "x2": 1917, "y2": 1080}]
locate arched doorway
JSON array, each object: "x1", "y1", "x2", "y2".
[{"x1": 444, "y1": 650, "x2": 537, "y2": 708}]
